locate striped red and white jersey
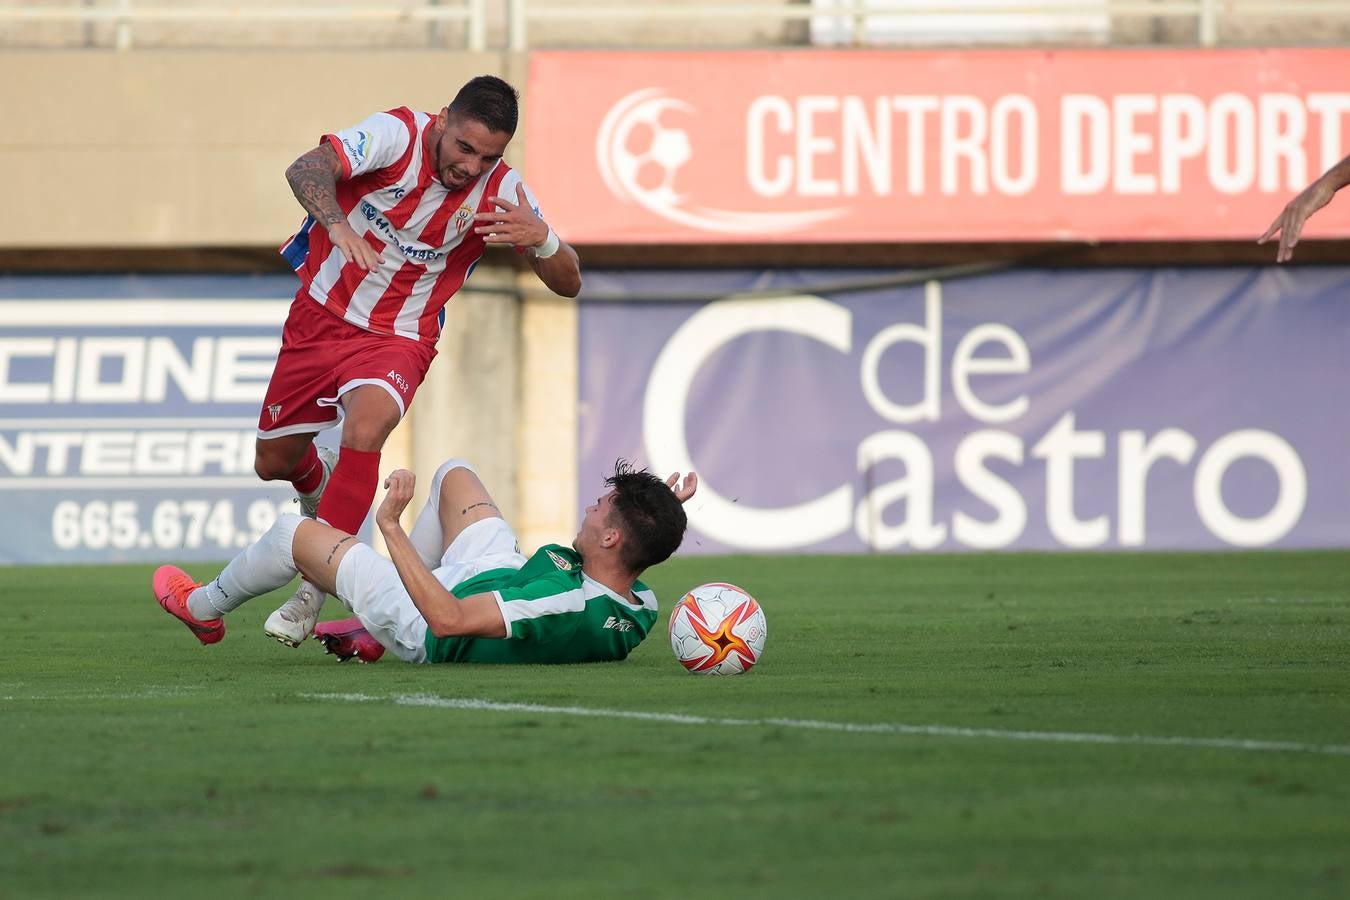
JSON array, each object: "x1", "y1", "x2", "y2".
[{"x1": 280, "y1": 107, "x2": 542, "y2": 346}]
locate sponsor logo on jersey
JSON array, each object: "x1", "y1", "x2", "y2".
[
  {"x1": 546, "y1": 549, "x2": 576, "y2": 571},
  {"x1": 358, "y1": 200, "x2": 444, "y2": 262},
  {"x1": 342, "y1": 130, "x2": 371, "y2": 164},
  {"x1": 603, "y1": 616, "x2": 633, "y2": 632}
]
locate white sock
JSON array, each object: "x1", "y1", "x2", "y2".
[{"x1": 188, "y1": 513, "x2": 303, "y2": 620}]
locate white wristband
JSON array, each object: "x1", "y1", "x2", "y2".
[{"x1": 533, "y1": 228, "x2": 560, "y2": 259}]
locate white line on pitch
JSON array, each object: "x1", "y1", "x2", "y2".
[
  {"x1": 302, "y1": 693, "x2": 1350, "y2": 758},
  {"x1": 1, "y1": 686, "x2": 204, "y2": 702}
]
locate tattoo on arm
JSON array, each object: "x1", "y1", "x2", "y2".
[
  {"x1": 325, "y1": 535, "x2": 357, "y2": 565},
  {"x1": 461, "y1": 501, "x2": 498, "y2": 515},
  {"x1": 286, "y1": 149, "x2": 346, "y2": 228}
]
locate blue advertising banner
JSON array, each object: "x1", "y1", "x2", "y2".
[
  {"x1": 0, "y1": 275, "x2": 326, "y2": 564},
  {"x1": 579, "y1": 268, "x2": 1350, "y2": 553}
]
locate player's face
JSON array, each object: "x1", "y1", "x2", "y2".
[
  {"x1": 573, "y1": 490, "x2": 619, "y2": 557},
  {"x1": 434, "y1": 111, "x2": 511, "y2": 191}
]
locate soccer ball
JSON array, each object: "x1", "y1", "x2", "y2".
[{"x1": 668, "y1": 583, "x2": 767, "y2": 675}]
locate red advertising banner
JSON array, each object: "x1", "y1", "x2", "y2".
[{"x1": 525, "y1": 49, "x2": 1350, "y2": 244}]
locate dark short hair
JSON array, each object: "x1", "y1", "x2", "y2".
[
  {"x1": 605, "y1": 460, "x2": 688, "y2": 574},
  {"x1": 447, "y1": 75, "x2": 519, "y2": 135}
]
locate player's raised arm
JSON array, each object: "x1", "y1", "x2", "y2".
[
  {"x1": 474, "y1": 183, "x2": 582, "y2": 298},
  {"x1": 527, "y1": 230, "x2": 582, "y2": 298},
  {"x1": 284, "y1": 143, "x2": 382, "y2": 271}
]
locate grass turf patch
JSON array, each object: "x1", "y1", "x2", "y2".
[{"x1": 1, "y1": 551, "x2": 1347, "y2": 898}]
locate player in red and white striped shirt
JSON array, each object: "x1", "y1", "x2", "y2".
[{"x1": 256, "y1": 75, "x2": 581, "y2": 648}]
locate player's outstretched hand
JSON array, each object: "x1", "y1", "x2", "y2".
[
  {"x1": 665, "y1": 471, "x2": 698, "y2": 504},
  {"x1": 473, "y1": 184, "x2": 548, "y2": 249},
  {"x1": 377, "y1": 469, "x2": 416, "y2": 529},
  {"x1": 1259, "y1": 179, "x2": 1337, "y2": 263}
]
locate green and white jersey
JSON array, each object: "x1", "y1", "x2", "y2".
[{"x1": 424, "y1": 544, "x2": 659, "y2": 664}]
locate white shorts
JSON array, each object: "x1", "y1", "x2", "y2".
[{"x1": 334, "y1": 517, "x2": 528, "y2": 663}]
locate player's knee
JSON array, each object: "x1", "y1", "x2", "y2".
[
  {"x1": 433, "y1": 458, "x2": 481, "y2": 502},
  {"x1": 267, "y1": 512, "x2": 304, "y2": 569},
  {"x1": 339, "y1": 424, "x2": 392, "y2": 452},
  {"x1": 338, "y1": 396, "x2": 401, "y2": 450},
  {"x1": 272, "y1": 511, "x2": 304, "y2": 531},
  {"x1": 434, "y1": 458, "x2": 477, "y2": 482},
  {"x1": 254, "y1": 453, "x2": 289, "y2": 481}
]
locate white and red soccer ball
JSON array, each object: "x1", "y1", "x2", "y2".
[{"x1": 667, "y1": 582, "x2": 767, "y2": 675}]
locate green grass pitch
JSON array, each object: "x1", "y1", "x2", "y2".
[{"x1": 2, "y1": 551, "x2": 1348, "y2": 898}]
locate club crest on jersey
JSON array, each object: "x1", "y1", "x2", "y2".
[
  {"x1": 267, "y1": 404, "x2": 282, "y2": 424},
  {"x1": 453, "y1": 204, "x2": 474, "y2": 235},
  {"x1": 546, "y1": 549, "x2": 576, "y2": 571}
]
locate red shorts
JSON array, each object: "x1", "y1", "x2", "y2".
[{"x1": 257, "y1": 296, "x2": 438, "y2": 438}]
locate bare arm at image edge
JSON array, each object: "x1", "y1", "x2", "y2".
[{"x1": 1259, "y1": 153, "x2": 1350, "y2": 263}]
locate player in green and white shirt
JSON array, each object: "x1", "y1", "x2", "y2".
[
  {"x1": 420, "y1": 541, "x2": 658, "y2": 664},
  {"x1": 153, "y1": 458, "x2": 697, "y2": 665}
]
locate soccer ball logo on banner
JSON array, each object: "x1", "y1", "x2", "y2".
[
  {"x1": 595, "y1": 88, "x2": 844, "y2": 235},
  {"x1": 668, "y1": 583, "x2": 767, "y2": 675},
  {"x1": 605, "y1": 96, "x2": 692, "y2": 206}
]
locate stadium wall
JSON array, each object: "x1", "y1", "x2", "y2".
[{"x1": 0, "y1": 50, "x2": 519, "y2": 247}]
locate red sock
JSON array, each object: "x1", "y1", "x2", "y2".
[
  {"x1": 317, "y1": 447, "x2": 381, "y2": 534},
  {"x1": 289, "y1": 444, "x2": 325, "y2": 495}
]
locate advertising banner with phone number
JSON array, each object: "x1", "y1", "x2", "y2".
[{"x1": 0, "y1": 275, "x2": 334, "y2": 564}]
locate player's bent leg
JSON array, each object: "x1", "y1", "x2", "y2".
[
  {"x1": 190, "y1": 513, "x2": 305, "y2": 619},
  {"x1": 294, "y1": 445, "x2": 337, "y2": 519},
  {"x1": 268, "y1": 385, "x2": 398, "y2": 647},
  {"x1": 264, "y1": 450, "x2": 337, "y2": 648},
  {"x1": 153, "y1": 513, "x2": 306, "y2": 646},
  {"x1": 311, "y1": 385, "x2": 399, "y2": 534},
  {"x1": 407, "y1": 458, "x2": 491, "y2": 564},
  {"x1": 336, "y1": 384, "x2": 402, "y2": 451},
  {"x1": 267, "y1": 518, "x2": 356, "y2": 643},
  {"x1": 432, "y1": 459, "x2": 505, "y2": 557},
  {"x1": 288, "y1": 518, "x2": 361, "y2": 596},
  {"x1": 329, "y1": 543, "x2": 431, "y2": 663},
  {"x1": 254, "y1": 432, "x2": 317, "y2": 482},
  {"x1": 276, "y1": 391, "x2": 393, "y2": 645}
]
